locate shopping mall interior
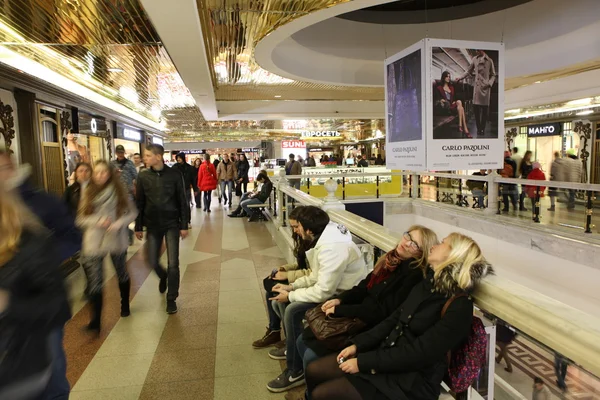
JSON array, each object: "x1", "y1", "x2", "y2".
[{"x1": 1, "y1": 0, "x2": 599, "y2": 399}]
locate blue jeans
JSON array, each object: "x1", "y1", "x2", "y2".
[
  {"x1": 296, "y1": 333, "x2": 319, "y2": 374},
  {"x1": 472, "y1": 189, "x2": 485, "y2": 208},
  {"x1": 272, "y1": 301, "x2": 318, "y2": 373},
  {"x1": 555, "y1": 355, "x2": 568, "y2": 390},
  {"x1": 146, "y1": 227, "x2": 181, "y2": 301},
  {"x1": 568, "y1": 190, "x2": 576, "y2": 208},
  {"x1": 42, "y1": 328, "x2": 70, "y2": 399},
  {"x1": 241, "y1": 198, "x2": 263, "y2": 217},
  {"x1": 220, "y1": 180, "x2": 233, "y2": 203},
  {"x1": 266, "y1": 290, "x2": 282, "y2": 331}
]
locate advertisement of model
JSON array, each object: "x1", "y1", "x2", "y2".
[
  {"x1": 385, "y1": 39, "x2": 504, "y2": 171},
  {"x1": 385, "y1": 42, "x2": 426, "y2": 170},
  {"x1": 428, "y1": 39, "x2": 504, "y2": 170}
]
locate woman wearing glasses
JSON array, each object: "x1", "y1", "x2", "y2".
[
  {"x1": 305, "y1": 233, "x2": 493, "y2": 400},
  {"x1": 297, "y1": 226, "x2": 438, "y2": 375}
]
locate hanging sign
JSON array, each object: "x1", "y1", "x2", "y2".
[{"x1": 526, "y1": 122, "x2": 562, "y2": 137}]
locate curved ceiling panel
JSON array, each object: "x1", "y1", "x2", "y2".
[{"x1": 255, "y1": 0, "x2": 600, "y2": 88}]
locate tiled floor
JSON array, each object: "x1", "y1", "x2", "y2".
[
  {"x1": 64, "y1": 197, "x2": 600, "y2": 400},
  {"x1": 66, "y1": 201, "x2": 290, "y2": 400}
]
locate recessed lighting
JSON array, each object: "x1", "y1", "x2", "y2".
[
  {"x1": 534, "y1": 81, "x2": 542, "y2": 84},
  {"x1": 274, "y1": 95, "x2": 282, "y2": 98},
  {"x1": 167, "y1": 113, "x2": 176, "y2": 116},
  {"x1": 107, "y1": 68, "x2": 124, "y2": 73},
  {"x1": 576, "y1": 110, "x2": 594, "y2": 116}
]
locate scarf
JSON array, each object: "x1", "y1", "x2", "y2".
[{"x1": 367, "y1": 248, "x2": 403, "y2": 289}]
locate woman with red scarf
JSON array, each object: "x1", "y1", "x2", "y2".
[{"x1": 298, "y1": 226, "x2": 438, "y2": 372}]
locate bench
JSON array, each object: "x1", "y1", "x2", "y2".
[{"x1": 247, "y1": 203, "x2": 269, "y2": 221}]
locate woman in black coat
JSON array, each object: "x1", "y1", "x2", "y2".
[
  {"x1": 236, "y1": 154, "x2": 250, "y2": 194},
  {"x1": 63, "y1": 162, "x2": 92, "y2": 214},
  {"x1": 300, "y1": 226, "x2": 438, "y2": 361},
  {"x1": 306, "y1": 233, "x2": 493, "y2": 400},
  {"x1": 0, "y1": 191, "x2": 70, "y2": 399}
]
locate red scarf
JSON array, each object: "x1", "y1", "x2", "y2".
[{"x1": 367, "y1": 248, "x2": 403, "y2": 289}]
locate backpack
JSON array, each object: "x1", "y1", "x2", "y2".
[
  {"x1": 500, "y1": 161, "x2": 514, "y2": 178},
  {"x1": 442, "y1": 294, "x2": 488, "y2": 393}
]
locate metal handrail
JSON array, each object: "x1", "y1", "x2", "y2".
[{"x1": 274, "y1": 183, "x2": 600, "y2": 378}]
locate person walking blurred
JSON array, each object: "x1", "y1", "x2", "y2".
[
  {"x1": 547, "y1": 151, "x2": 565, "y2": 212},
  {"x1": 198, "y1": 153, "x2": 218, "y2": 213},
  {"x1": 76, "y1": 161, "x2": 138, "y2": 332},
  {"x1": 0, "y1": 188, "x2": 70, "y2": 400},
  {"x1": 564, "y1": 149, "x2": 583, "y2": 210}
]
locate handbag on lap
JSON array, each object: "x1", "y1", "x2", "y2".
[{"x1": 305, "y1": 304, "x2": 366, "y2": 351}]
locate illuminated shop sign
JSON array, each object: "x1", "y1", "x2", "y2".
[
  {"x1": 116, "y1": 123, "x2": 143, "y2": 142},
  {"x1": 77, "y1": 112, "x2": 107, "y2": 136},
  {"x1": 526, "y1": 122, "x2": 562, "y2": 137},
  {"x1": 301, "y1": 130, "x2": 341, "y2": 138},
  {"x1": 152, "y1": 136, "x2": 164, "y2": 145},
  {"x1": 282, "y1": 140, "x2": 306, "y2": 148}
]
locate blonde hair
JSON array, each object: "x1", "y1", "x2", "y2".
[
  {"x1": 432, "y1": 233, "x2": 486, "y2": 290},
  {"x1": 0, "y1": 189, "x2": 42, "y2": 265},
  {"x1": 408, "y1": 225, "x2": 439, "y2": 271}
]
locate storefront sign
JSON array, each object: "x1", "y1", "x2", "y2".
[
  {"x1": 152, "y1": 136, "x2": 164, "y2": 146},
  {"x1": 300, "y1": 131, "x2": 341, "y2": 138},
  {"x1": 77, "y1": 112, "x2": 107, "y2": 136},
  {"x1": 172, "y1": 150, "x2": 205, "y2": 155},
  {"x1": 282, "y1": 140, "x2": 306, "y2": 148},
  {"x1": 526, "y1": 122, "x2": 562, "y2": 137},
  {"x1": 241, "y1": 148, "x2": 256, "y2": 152},
  {"x1": 116, "y1": 123, "x2": 144, "y2": 142}
]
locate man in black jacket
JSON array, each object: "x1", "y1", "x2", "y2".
[
  {"x1": 172, "y1": 152, "x2": 195, "y2": 229},
  {"x1": 135, "y1": 144, "x2": 189, "y2": 314}
]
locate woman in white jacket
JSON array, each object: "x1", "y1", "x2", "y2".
[
  {"x1": 267, "y1": 206, "x2": 367, "y2": 393},
  {"x1": 77, "y1": 160, "x2": 138, "y2": 333}
]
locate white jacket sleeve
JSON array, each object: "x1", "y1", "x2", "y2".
[
  {"x1": 291, "y1": 268, "x2": 317, "y2": 290},
  {"x1": 289, "y1": 245, "x2": 347, "y2": 304}
]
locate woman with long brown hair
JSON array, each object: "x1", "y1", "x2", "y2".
[
  {"x1": 77, "y1": 160, "x2": 137, "y2": 333},
  {"x1": 0, "y1": 188, "x2": 70, "y2": 399}
]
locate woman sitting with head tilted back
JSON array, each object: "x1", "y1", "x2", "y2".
[
  {"x1": 305, "y1": 233, "x2": 493, "y2": 400},
  {"x1": 297, "y1": 226, "x2": 438, "y2": 372}
]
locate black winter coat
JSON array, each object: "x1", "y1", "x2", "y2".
[
  {"x1": 63, "y1": 182, "x2": 84, "y2": 215},
  {"x1": 237, "y1": 160, "x2": 250, "y2": 184},
  {"x1": 348, "y1": 268, "x2": 479, "y2": 400},
  {"x1": 0, "y1": 231, "x2": 70, "y2": 394},
  {"x1": 332, "y1": 258, "x2": 424, "y2": 327},
  {"x1": 172, "y1": 161, "x2": 195, "y2": 190},
  {"x1": 255, "y1": 181, "x2": 273, "y2": 203},
  {"x1": 135, "y1": 166, "x2": 189, "y2": 231}
]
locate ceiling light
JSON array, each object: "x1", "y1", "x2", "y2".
[
  {"x1": 567, "y1": 98, "x2": 592, "y2": 106},
  {"x1": 534, "y1": 81, "x2": 542, "y2": 84},
  {"x1": 274, "y1": 95, "x2": 282, "y2": 98},
  {"x1": 167, "y1": 113, "x2": 176, "y2": 116},
  {"x1": 107, "y1": 67, "x2": 124, "y2": 73},
  {"x1": 576, "y1": 110, "x2": 594, "y2": 116},
  {"x1": 505, "y1": 109, "x2": 521, "y2": 114}
]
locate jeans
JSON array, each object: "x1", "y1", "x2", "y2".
[
  {"x1": 501, "y1": 184, "x2": 518, "y2": 210},
  {"x1": 297, "y1": 333, "x2": 319, "y2": 374},
  {"x1": 266, "y1": 291, "x2": 282, "y2": 331},
  {"x1": 472, "y1": 189, "x2": 485, "y2": 208},
  {"x1": 568, "y1": 189, "x2": 576, "y2": 209},
  {"x1": 241, "y1": 198, "x2": 263, "y2": 217},
  {"x1": 203, "y1": 190, "x2": 212, "y2": 210},
  {"x1": 81, "y1": 252, "x2": 129, "y2": 295},
  {"x1": 272, "y1": 300, "x2": 318, "y2": 373},
  {"x1": 146, "y1": 227, "x2": 181, "y2": 301},
  {"x1": 192, "y1": 184, "x2": 202, "y2": 208},
  {"x1": 232, "y1": 192, "x2": 252, "y2": 214},
  {"x1": 41, "y1": 328, "x2": 70, "y2": 400},
  {"x1": 221, "y1": 180, "x2": 234, "y2": 203},
  {"x1": 555, "y1": 355, "x2": 568, "y2": 390}
]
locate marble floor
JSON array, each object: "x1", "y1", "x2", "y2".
[{"x1": 62, "y1": 199, "x2": 600, "y2": 400}]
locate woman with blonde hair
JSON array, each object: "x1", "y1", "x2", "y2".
[
  {"x1": 77, "y1": 160, "x2": 137, "y2": 333},
  {"x1": 0, "y1": 189, "x2": 70, "y2": 399},
  {"x1": 306, "y1": 233, "x2": 493, "y2": 400},
  {"x1": 296, "y1": 226, "x2": 438, "y2": 381}
]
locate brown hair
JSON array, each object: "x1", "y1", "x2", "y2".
[{"x1": 79, "y1": 160, "x2": 129, "y2": 217}]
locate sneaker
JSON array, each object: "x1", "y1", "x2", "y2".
[
  {"x1": 159, "y1": 277, "x2": 167, "y2": 294},
  {"x1": 547, "y1": 206, "x2": 555, "y2": 211},
  {"x1": 252, "y1": 328, "x2": 281, "y2": 349},
  {"x1": 268, "y1": 347, "x2": 287, "y2": 360},
  {"x1": 166, "y1": 300, "x2": 178, "y2": 314},
  {"x1": 267, "y1": 369, "x2": 305, "y2": 393}
]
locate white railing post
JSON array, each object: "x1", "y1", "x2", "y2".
[
  {"x1": 485, "y1": 173, "x2": 499, "y2": 216},
  {"x1": 276, "y1": 169, "x2": 287, "y2": 225},
  {"x1": 322, "y1": 178, "x2": 345, "y2": 211}
]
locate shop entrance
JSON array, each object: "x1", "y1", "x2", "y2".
[{"x1": 529, "y1": 135, "x2": 561, "y2": 172}]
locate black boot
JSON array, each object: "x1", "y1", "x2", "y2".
[
  {"x1": 119, "y1": 280, "x2": 131, "y2": 317},
  {"x1": 87, "y1": 292, "x2": 103, "y2": 333}
]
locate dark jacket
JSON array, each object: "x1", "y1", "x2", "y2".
[
  {"x1": 63, "y1": 182, "x2": 85, "y2": 215},
  {"x1": 135, "y1": 165, "x2": 189, "y2": 231},
  {"x1": 349, "y1": 262, "x2": 493, "y2": 400},
  {"x1": 191, "y1": 166, "x2": 200, "y2": 190},
  {"x1": 255, "y1": 180, "x2": 273, "y2": 203},
  {"x1": 237, "y1": 160, "x2": 250, "y2": 184},
  {"x1": 332, "y1": 258, "x2": 424, "y2": 327},
  {"x1": 0, "y1": 231, "x2": 70, "y2": 393},
  {"x1": 172, "y1": 161, "x2": 194, "y2": 190},
  {"x1": 19, "y1": 182, "x2": 82, "y2": 262},
  {"x1": 357, "y1": 159, "x2": 369, "y2": 168}
]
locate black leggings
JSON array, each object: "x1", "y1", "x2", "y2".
[{"x1": 306, "y1": 354, "x2": 363, "y2": 400}]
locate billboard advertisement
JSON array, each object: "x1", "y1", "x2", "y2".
[
  {"x1": 426, "y1": 39, "x2": 504, "y2": 170},
  {"x1": 385, "y1": 41, "x2": 427, "y2": 170}
]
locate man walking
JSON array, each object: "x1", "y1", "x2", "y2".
[
  {"x1": 135, "y1": 144, "x2": 189, "y2": 314},
  {"x1": 172, "y1": 152, "x2": 195, "y2": 229},
  {"x1": 285, "y1": 153, "x2": 302, "y2": 190},
  {"x1": 217, "y1": 153, "x2": 237, "y2": 207},
  {"x1": 113, "y1": 145, "x2": 138, "y2": 243}
]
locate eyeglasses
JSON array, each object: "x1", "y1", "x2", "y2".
[{"x1": 403, "y1": 231, "x2": 421, "y2": 252}]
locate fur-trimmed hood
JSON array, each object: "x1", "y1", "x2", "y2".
[{"x1": 432, "y1": 260, "x2": 494, "y2": 296}]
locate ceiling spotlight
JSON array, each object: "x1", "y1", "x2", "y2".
[
  {"x1": 534, "y1": 81, "x2": 542, "y2": 84},
  {"x1": 576, "y1": 110, "x2": 594, "y2": 116},
  {"x1": 274, "y1": 95, "x2": 282, "y2": 98},
  {"x1": 167, "y1": 113, "x2": 176, "y2": 116},
  {"x1": 107, "y1": 68, "x2": 124, "y2": 73}
]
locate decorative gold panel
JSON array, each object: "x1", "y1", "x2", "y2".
[{"x1": 43, "y1": 145, "x2": 65, "y2": 195}]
